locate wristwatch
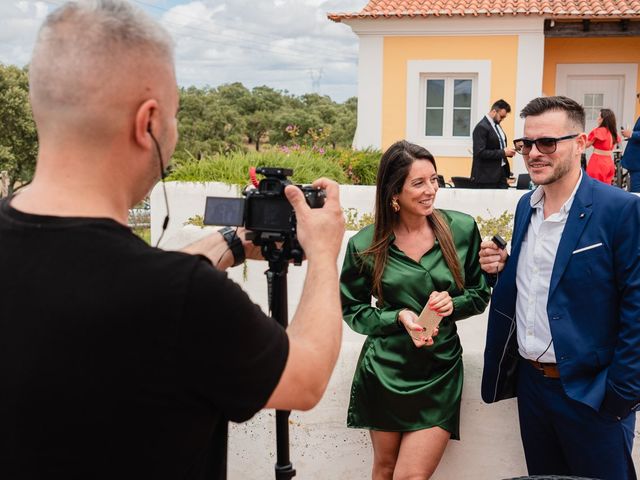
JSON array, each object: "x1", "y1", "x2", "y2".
[{"x1": 218, "y1": 227, "x2": 245, "y2": 267}]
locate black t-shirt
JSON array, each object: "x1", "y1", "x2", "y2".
[{"x1": 0, "y1": 199, "x2": 288, "y2": 479}]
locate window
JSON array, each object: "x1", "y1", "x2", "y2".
[
  {"x1": 424, "y1": 75, "x2": 475, "y2": 138},
  {"x1": 583, "y1": 93, "x2": 604, "y2": 121},
  {"x1": 406, "y1": 60, "x2": 490, "y2": 157}
]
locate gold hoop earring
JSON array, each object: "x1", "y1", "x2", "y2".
[{"x1": 391, "y1": 198, "x2": 400, "y2": 213}]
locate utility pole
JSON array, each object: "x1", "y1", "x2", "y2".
[{"x1": 309, "y1": 68, "x2": 323, "y2": 94}]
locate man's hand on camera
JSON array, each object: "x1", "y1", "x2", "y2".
[{"x1": 284, "y1": 178, "x2": 344, "y2": 262}]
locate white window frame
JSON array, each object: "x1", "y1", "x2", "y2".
[
  {"x1": 422, "y1": 75, "x2": 476, "y2": 138},
  {"x1": 407, "y1": 60, "x2": 491, "y2": 157}
]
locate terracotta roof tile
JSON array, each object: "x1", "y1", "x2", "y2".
[{"x1": 328, "y1": 0, "x2": 640, "y2": 21}]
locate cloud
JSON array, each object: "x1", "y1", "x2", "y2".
[
  {"x1": 0, "y1": 1, "x2": 49, "y2": 68},
  {"x1": 0, "y1": 0, "x2": 367, "y2": 102},
  {"x1": 158, "y1": 0, "x2": 366, "y2": 101}
]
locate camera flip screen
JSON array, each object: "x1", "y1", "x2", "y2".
[
  {"x1": 204, "y1": 197, "x2": 245, "y2": 226},
  {"x1": 246, "y1": 197, "x2": 292, "y2": 232}
]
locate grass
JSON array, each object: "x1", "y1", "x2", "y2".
[{"x1": 167, "y1": 148, "x2": 381, "y2": 186}]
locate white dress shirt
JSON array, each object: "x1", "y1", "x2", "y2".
[
  {"x1": 485, "y1": 114, "x2": 506, "y2": 166},
  {"x1": 515, "y1": 172, "x2": 582, "y2": 363}
]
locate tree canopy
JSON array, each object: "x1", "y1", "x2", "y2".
[
  {"x1": 0, "y1": 63, "x2": 37, "y2": 195},
  {"x1": 175, "y1": 83, "x2": 356, "y2": 160},
  {"x1": 0, "y1": 62, "x2": 356, "y2": 192}
]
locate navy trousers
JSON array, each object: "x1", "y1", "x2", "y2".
[
  {"x1": 517, "y1": 358, "x2": 637, "y2": 480},
  {"x1": 628, "y1": 170, "x2": 640, "y2": 193}
]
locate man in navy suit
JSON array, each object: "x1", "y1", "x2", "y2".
[
  {"x1": 470, "y1": 99, "x2": 516, "y2": 188},
  {"x1": 622, "y1": 110, "x2": 640, "y2": 193},
  {"x1": 479, "y1": 96, "x2": 640, "y2": 479}
]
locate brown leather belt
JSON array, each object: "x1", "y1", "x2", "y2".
[{"x1": 527, "y1": 359, "x2": 560, "y2": 378}]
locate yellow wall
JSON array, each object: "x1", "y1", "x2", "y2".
[
  {"x1": 543, "y1": 37, "x2": 640, "y2": 118},
  {"x1": 436, "y1": 156, "x2": 473, "y2": 180},
  {"x1": 382, "y1": 36, "x2": 519, "y2": 181}
]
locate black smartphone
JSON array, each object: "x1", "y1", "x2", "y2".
[{"x1": 491, "y1": 234, "x2": 507, "y2": 250}]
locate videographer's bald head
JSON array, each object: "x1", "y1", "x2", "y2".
[{"x1": 28, "y1": 0, "x2": 179, "y2": 201}]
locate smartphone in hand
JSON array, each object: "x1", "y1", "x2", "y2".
[{"x1": 413, "y1": 303, "x2": 442, "y2": 340}]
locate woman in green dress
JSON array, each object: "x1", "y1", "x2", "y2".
[{"x1": 340, "y1": 140, "x2": 490, "y2": 479}]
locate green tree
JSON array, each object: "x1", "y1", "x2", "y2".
[
  {"x1": 0, "y1": 64, "x2": 38, "y2": 195},
  {"x1": 176, "y1": 86, "x2": 244, "y2": 162},
  {"x1": 174, "y1": 82, "x2": 357, "y2": 158},
  {"x1": 246, "y1": 110, "x2": 274, "y2": 152}
]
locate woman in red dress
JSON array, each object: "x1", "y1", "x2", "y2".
[{"x1": 586, "y1": 108, "x2": 621, "y2": 185}]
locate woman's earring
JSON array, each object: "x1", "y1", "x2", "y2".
[{"x1": 391, "y1": 198, "x2": 400, "y2": 212}]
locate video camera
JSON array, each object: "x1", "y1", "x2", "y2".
[{"x1": 203, "y1": 167, "x2": 325, "y2": 264}]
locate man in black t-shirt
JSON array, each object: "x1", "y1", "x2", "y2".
[{"x1": 0, "y1": 1, "x2": 345, "y2": 479}]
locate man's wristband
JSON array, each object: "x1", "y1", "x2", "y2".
[{"x1": 218, "y1": 227, "x2": 245, "y2": 267}]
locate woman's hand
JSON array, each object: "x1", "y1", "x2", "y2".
[
  {"x1": 428, "y1": 290, "x2": 453, "y2": 317},
  {"x1": 397, "y1": 309, "x2": 438, "y2": 348}
]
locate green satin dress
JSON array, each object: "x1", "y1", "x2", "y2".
[{"x1": 340, "y1": 209, "x2": 490, "y2": 439}]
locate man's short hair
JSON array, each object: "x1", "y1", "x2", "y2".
[
  {"x1": 520, "y1": 96, "x2": 586, "y2": 131},
  {"x1": 30, "y1": 0, "x2": 174, "y2": 106},
  {"x1": 491, "y1": 99, "x2": 511, "y2": 113}
]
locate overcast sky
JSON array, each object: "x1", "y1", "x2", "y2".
[{"x1": 0, "y1": 0, "x2": 367, "y2": 102}]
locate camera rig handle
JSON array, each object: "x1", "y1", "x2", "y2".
[{"x1": 246, "y1": 231, "x2": 304, "y2": 266}]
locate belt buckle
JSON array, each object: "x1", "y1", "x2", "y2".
[
  {"x1": 529, "y1": 359, "x2": 560, "y2": 378},
  {"x1": 540, "y1": 363, "x2": 559, "y2": 379}
]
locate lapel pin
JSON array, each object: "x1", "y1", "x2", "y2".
[{"x1": 579, "y1": 213, "x2": 585, "y2": 219}]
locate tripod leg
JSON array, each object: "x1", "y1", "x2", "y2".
[{"x1": 275, "y1": 409, "x2": 296, "y2": 479}]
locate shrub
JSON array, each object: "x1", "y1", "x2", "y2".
[
  {"x1": 343, "y1": 208, "x2": 374, "y2": 231},
  {"x1": 168, "y1": 149, "x2": 348, "y2": 185},
  {"x1": 168, "y1": 147, "x2": 382, "y2": 186},
  {"x1": 475, "y1": 210, "x2": 514, "y2": 241},
  {"x1": 336, "y1": 148, "x2": 380, "y2": 185}
]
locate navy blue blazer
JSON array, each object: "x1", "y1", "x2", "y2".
[
  {"x1": 622, "y1": 116, "x2": 640, "y2": 172},
  {"x1": 482, "y1": 174, "x2": 640, "y2": 419}
]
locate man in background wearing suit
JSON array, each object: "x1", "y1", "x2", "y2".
[
  {"x1": 471, "y1": 99, "x2": 516, "y2": 188},
  {"x1": 621, "y1": 107, "x2": 640, "y2": 192},
  {"x1": 479, "y1": 96, "x2": 640, "y2": 480}
]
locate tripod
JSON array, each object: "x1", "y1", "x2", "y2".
[
  {"x1": 207, "y1": 235, "x2": 299, "y2": 480},
  {"x1": 262, "y1": 236, "x2": 299, "y2": 480}
]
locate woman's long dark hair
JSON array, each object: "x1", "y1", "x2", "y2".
[
  {"x1": 361, "y1": 140, "x2": 464, "y2": 304},
  {"x1": 600, "y1": 109, "x2": 619, "y2": 146}
]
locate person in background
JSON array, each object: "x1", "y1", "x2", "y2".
[
  {"x1": 470, "y1": 99, "x2": 516, "y2": 189},
  {"x1": 341, "y1": 140, "x2": 490, "y2": 479},
  {"x1": 622, "y1": 110, "x2": 640, "y2": 192},
  {"x1": 585, "y1": 108, "x2": 621, "y2": 185}
]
